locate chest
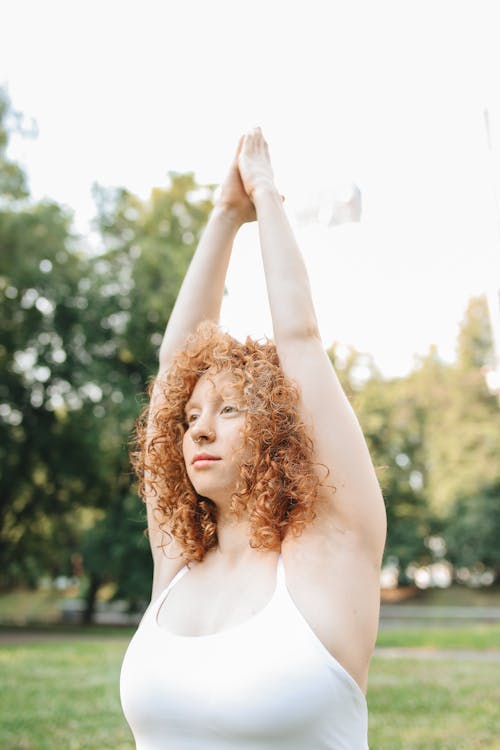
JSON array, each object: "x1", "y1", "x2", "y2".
[
  {"x1": 156, "y1": 566, "x2": 279, "y2": 637},
  {"x1": 122, "y1": 609, "x2": 363, "y2": 746},
  {"x1": 154, "y1": 559, "x2": 347, "y2": 669}
]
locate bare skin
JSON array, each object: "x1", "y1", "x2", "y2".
[
  {"x1": 216, "y1": 135, "x2": 257, "y2": 225},
  {"x1": 238, "y1": 128, "x2": 276, "y2": 199},
  {"x1": 147, "y1": 128, "x2": 386, "y2": 695},
  {"x1": 144, "y1": 139, "x2": 254, "y2": 597}
]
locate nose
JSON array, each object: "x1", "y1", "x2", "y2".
[{"x1": 190, "y1": 415, "x2": 215, "y2": 444}]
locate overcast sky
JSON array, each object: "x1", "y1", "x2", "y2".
[{"x1": 2, "y1": 0, "x2": 500, "y2": 377}]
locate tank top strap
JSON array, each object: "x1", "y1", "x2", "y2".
[
  {"x1": 165, "y1": 564, "x2": 189, "y2": 597},
  {"x1": 276, "y1": 553, "x2": 287, "y2": 589},
  {"x1": 151, "y1": 564, "x2": 189, "y2": 618}
]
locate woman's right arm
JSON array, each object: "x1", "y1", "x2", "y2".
[
  {"x1": 157, "y1": 205, "x2": 241, "y2": 370},
  {"x1": 146, "y1": 139, "x2": 254, "y2": 595}
]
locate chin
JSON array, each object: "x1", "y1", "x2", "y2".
[
  {"x1": 188, "y1": 477, "x2": 216, "y2": 501},
  {"x1": 192, "y1": 481, "x2": 229, "y2": 507}
]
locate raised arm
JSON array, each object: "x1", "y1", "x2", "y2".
[
  {"x1": 158, "y1": 137, "x2": 255, "y2": 370},
  {"x1": 238, "y1": 128, "x2": 386, "y2": 562},
  {"x1": 146, "y1": 138, "x2": 255, "y2": 592}
]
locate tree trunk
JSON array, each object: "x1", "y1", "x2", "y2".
[{"x1": 83, "y1": 573, "x2": 101, "y2": 625}]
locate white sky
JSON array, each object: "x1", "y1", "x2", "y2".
[{"x1": 2, "y1": 0, "x2": 500, "y2": 377}]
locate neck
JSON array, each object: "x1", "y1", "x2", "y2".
[{"x1": 214, "y1": 511, "x2": 253, "y2": 563}]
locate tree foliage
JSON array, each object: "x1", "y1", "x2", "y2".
[
  {"x1": 1, "y1": 86, "x2": 499, "y2": 610},
  {"x1": 328, "y1": 294, "x2": 500, "y2": 582},
  {"x1": 0, "y1": 88, "x2": 214, "y2": 609},
  {"x1": 444, "y1": 485, "x2": 500, "y2": 576}
]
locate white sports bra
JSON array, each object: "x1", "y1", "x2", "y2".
[{"x1": 120, "y1": 554, "x2": 369, "y2": 749}]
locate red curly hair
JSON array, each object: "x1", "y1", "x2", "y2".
[{"x1": 130, "y1": 321, "x2": 325, "y2": 563}]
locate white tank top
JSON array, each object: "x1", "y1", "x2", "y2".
[{"x1": 120, "y1": 554, "x2": 369, "y2": 749}]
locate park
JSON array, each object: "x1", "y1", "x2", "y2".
[{"x1": 2, "y1": 2, "x2": 500, "y2": 744}]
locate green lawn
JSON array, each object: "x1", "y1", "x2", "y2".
[
  {"x1": 1, "y1": 639, "x2": 134, "y2": 750},
  {"x1": 2, "y1": 620, "x2": 499, "y2": 649},
  {"x1": 377, "y1": 622, "x2": 500, "y2": 650},
  {"x1": 1, "y1": 635, "x2": 500, "y2": 750},
  {"x1": 368, "y1": 657, "x2": 500, "y2": 750},
  {"x1": 389, "y1": 585, "x2": 500, "y2": 607}
]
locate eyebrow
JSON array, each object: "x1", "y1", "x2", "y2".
[
  {"x1": 184, "y1": 393, "x2": 220, "y2": 414},
  {"x1": 184, "y1": 389, "x2": 241, "y2": 415}
]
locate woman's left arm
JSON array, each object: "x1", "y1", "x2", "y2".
[{"x1": 241, "y1": 131, "x2": 386, "y2": 562}]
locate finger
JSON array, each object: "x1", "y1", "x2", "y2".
[
  {"x1": 253, "y1": 126, "x2": 268, "y2": 150},
  {"x1": 243, "y1": 130, "x2": 255, "y2": 153},
  {"x1": 234, "y1": 134, "x2": 245, "y2": 162}
]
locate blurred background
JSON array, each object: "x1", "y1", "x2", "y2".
[
  {"x1": 1, "y1": 1, "x2": 500, "y2": 747},
  {"x1": 0, "y1": 2, "x2": 500, "y2": 622},
  {"x1": 2, "y1": 0, "x2": 500, "y2": 619}
]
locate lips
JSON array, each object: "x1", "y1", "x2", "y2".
[{"x1": 192, "y1": 453, "x2": 221, "y2": 465}]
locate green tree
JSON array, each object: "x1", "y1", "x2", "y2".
[
  {"x1": 0, "y1": 88, "x2": 105, "y2": 586},
  {"x1": 444, "y1": 485, "x2": 500, "y2": 578},
  {"x1": 76, "y1": 174, "x2": 214, "y2": 616},
  {"x1": 0, "y1": 88, "x2": 30, "y2": 201},
  {"x1": 414, "y1": 301, "x2": 500, "y2": 518},
  {"x1": 0, "y1": 88, "x2": 214, "y2": 618},
  {"x1": 328, "y1": 345, "x2": 433, "y2": 579},
  {"x1": 439, "y1": 297, "x2": 500, "y2": 577},
  {"x1": 327, "y1": 314, "x2": 500, "y2": 585},
  {"x1": 456, "y1": 295, "x2": 495, "y2": 371}
]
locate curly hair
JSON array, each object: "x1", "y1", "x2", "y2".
[{"x1": 130, "y1": 320, "x2": 325, "y2": 563}]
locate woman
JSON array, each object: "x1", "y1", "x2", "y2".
[{"x1": 120, "y1": 128, "x2": 387, "y2": 749}]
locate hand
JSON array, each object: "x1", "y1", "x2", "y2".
[
  {"x1": 237, "y1": 127, "x2": 277, "y2": 201},
  {"x1": 216, "y1": 135, "x2": 257, "y2": 224}
]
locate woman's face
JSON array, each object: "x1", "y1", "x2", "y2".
[{"x1": 182, "y1": 370, "x2": 249, "y2": 503}]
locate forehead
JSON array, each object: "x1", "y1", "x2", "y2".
[{"x1": 187, "y1": 370, "x2": 240, "y2": 403}]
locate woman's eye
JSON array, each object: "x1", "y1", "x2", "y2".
[
  {"x1": 221, "y1": 405, "x2": 236, "y2": 414},
  {"x1": 187, "y1": 413, "x2": 199, "y2": 423}
]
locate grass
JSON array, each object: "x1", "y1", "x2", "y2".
[
  {"x1": 2, "y1": 586, "x2": 500, "y2": 748},
  {"x1": 368, "y1": 657, "x2": 500, "y2": 750},
  {"x1": 376, "y1": 622, "x2": 500, "y2": 650},
  {"x1": 1, "y1": 634, "x2": 500, "y2": 749},
  {"x1": 3, "y1": 621, "x2": 499, "y2": 650},
  {"x1": 390, "y1": 584, "x2": 500, "y2": 607},
  {"x1": 4, "y1": 622, "x2": 500, "y2": 653},
  {"x1": 0, "y1": 623, "x2": 136, "y2": 638},
  {"x1": 1, "y1": 639, "x2": 134, "y2": 750}
]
